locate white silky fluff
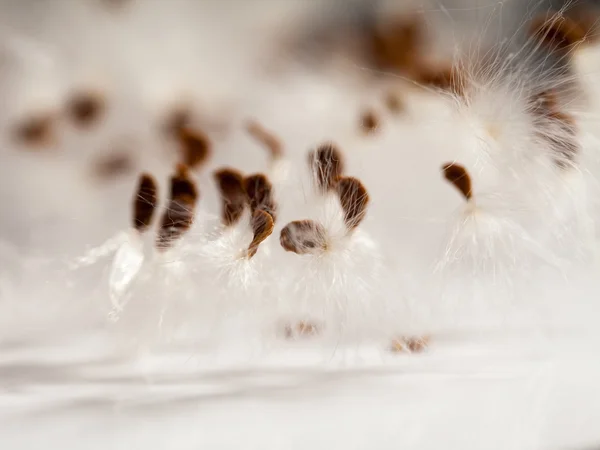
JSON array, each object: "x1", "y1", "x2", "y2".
[{"x1": 1, "y1": 0, "x2": 600, "y2": 357}]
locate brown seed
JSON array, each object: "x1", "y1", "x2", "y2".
[
  {"x1": 178, "y1": 127, "x2": 211, "y2": 169},
  {"x1": 246, "y1": 120, "x2": 283, "y2": 159},
  {"x1": 529, "y1": 12, "x2": 587, "y2": 54},
  {"x1": 280, "y1": 220, "x2": 328, "y2": 255},
  {"x1": 244, "y1": 173, "x2": 277, "y2": 223},
  {"x1": 214, "y1": 168, "x2": 247, "y2": 226},
  {"x1": 441, "y1": 163, "x2": 472, "y2": 201},
  {"x1": 360, "y1": 110, "x2": 379, "y2": 134},
  {"x1": 247, "y1": 209, "x2": 274, "y2": 259},
  {"x1": 68, "y1": 91, "x2": 105, "y2": 127},
  {"x1": 14, "y1": 115, "x2": 54, "y2": 147},
  {"x1": 308, "y1": 143, "x2": 345, "y2": 192},
  {"x1": 133, "y1": 173, "x2": 158, "y2": 233},
  {"x1": 156, "y1": 165, "x2": 198, "y2": 250},
  {"x1": 336, "y1": 176, "x2": 370, "y2": 230}
]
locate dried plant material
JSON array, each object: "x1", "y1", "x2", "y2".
[
  {"x1": 284, "y1": 321, "x2": 319, "y2": 339},
  {"x1": 390, "y1": 336, "x2": 430, "y2": 353},
  {"x1": 178, "y1": 127, "x2": 211, "y2": 169},
  {"x1": 14, "y1": 114, "x2": 54, "y2": 147},
  {"x1": 247, "y1": 209, "x2": 274, "y2": 259},
  {"x1": 384, "y1": 92, "x2": 404, "y2": 114},
  {"x1": 529, "y1": 12, "x2": 587, "y2": 54},
  {"x1": 369, "y1": 15, "x2": 424, "y2": 73},
  {"x1": 360, "y1": 109, "x2": 380, "y2": 134},
  {"x1": 214, "y1": 168, "x2": 246, "y2": 226},
  {"x1": 442, "y1": 163, "x2": 472, "y2": 201},
  {"x1": 94, "y1": 152, "x2": 133, "y2": 180},
  {"x1": 280, "y1": 220, "x2": 328, "y2": 254},
  {"x1": 67, "y1": 91, "x2": 105, "y2": 127},
  {"x1": 336, "y1": 176, "x2": 370, "y2": 230},
  {"x1": 244, "y1": 174, "x2": 277, "y2": 222},
  {"x1": 308, "y1": 143, "x2": 345, "y2": 192},
  {"x1": 246, "y1": 120, "x2": 283, "y2": 159},
  {"x1": 156, "y1": 165, "x2": 198, "y2": 250},
  {"x1": 133, "y1": 173, "x2": 158, "y2": 232}
]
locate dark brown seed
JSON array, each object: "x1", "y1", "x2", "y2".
[
  {"x1": 178, "y1": 127, "x2": 211, "y2": 169},
  {"x1": 214, "y1": 168, "x2": 247, "y2": 226},
  {"x1": 280, "y1": 220, "x2": 328, "y2": 254},
  {"x1": 14, "y1": 115, "x2": 54, "y2": 147},
  {"x1": 360, "y1": 110, "x2": 379, "y2": 134},
  {"x1": 247, "y1": 209, "x2": 274, "y2": 259},
  {"x1": 308, "y1": 143, "x2": 345, "y2": 192},
  {"x1": 442, "y1": 163, "x2": 472, "y2": 201},
  {"x1": 336, "y1": 176, "x2": 370, "y2": 230},
  {"x1": 244, "y1": 173, "x2": 277, "y2": 223},
  {"x1": 246, "y1": 120, "x2": 283, "y2": 159},
  {"x1": 68, "y1": 91, "x2": 105, "y2": 127},
  {"x1": 156, "y1": 165, "x2": 198, "y2": 250},
  {"x1": 133, "y1": 173, "x2": 158, "y2": 233}
]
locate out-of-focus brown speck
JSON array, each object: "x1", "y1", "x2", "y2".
[
  {"x1": 165, "y1": 107, "x2": 192, "y2": 137},
  {"x1": 68, "y1": 91, "x2": 105, "y2": 127},
  {"x1": 14, "y1": 115, "x2": 55, "y2": 148},
  {"x1": 360, "y1": 109, "x2": 379, "y2": 134},
  {"x1": 94, "y1": 152, "x2": 134, "y2": 180},
  {"x1": 390, "y1": 336, "x2": 430, "y2": 353},
  {"x1": 246, "y1": 120, "x2": 283, "y2": 159},
  {"x1": 369, "y1": 15, "x2": 424, "y2": 74},
  {"x1": 384, "y1": 92, "x2": 404, "y2": 114},
  {"x1": 284, "y1": 321, "x2": 319, "y2": 339}
]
